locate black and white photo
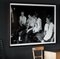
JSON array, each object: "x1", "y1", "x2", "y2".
[{"x1": 10, "y1": 3, "x2": 56, "y2": 46}]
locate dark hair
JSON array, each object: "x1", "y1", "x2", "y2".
[
  {"x1": 46, "y1": 15, "x2": 52, "y2": 22},
  {"x1": 28, "y1": 14, "x2": 31, "y2": 16},
  {"x1": 33, "y1": 12, "x2": 38, "y2": 17},
  {"x1": 21, "y1": 11, "x2": 24, "y2": 13}
]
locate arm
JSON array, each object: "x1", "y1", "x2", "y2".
[
  {"x1": 24, "y1": 17, "x2": 27, "y2": 25},
  {"x1": 39, "y1": 18, "x2": 42, "y2": 31},
  {"x1": 26, "y1": 19, "x2": 29, "y2": 29},
  {"x1": 37, "y1": 18, "x2": 42, "y2": 31},
  {"x1": 44, "y1": 23, "x2": 54, "y2": 41},
  {"x1": 19, "y1": 16, "x2": 22, "y2": 26},
  {"x1": 27, "y1": 28, "x2": 33, "y2": 33}
]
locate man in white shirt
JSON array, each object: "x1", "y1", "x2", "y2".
[
  {"x1": 33, "y1": 17, "x2": 42, "y2": 33},
  {"x1": 27, "y1": 16, "x2": 42, "y2": 33},
  {"x1": 27, "y1": 15, "x2": 36, "y2": 29},
  {"x1": 19, "y1": 12, "x2": 27, "y2": 31},
  {"x1": 18, "y1": 12, "x2": 27, "y2": 42},
  {"x1": 20, "y1": 14, "x2": 36, "y2": 42},
  {"x1": 24, "y1": 14, "x2": 36, "y2": 42},
  {"x1": 42, "y1": 15, "x2": 54, "y2": 42}
]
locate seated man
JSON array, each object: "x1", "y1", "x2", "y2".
[
  {"x1": 26, "y1": 14, "x2": 36, "y2": 30},
  {"x1": 26, "y1": 14, "x2": 42, "y2": 42},
  {"x1": 22, "y1": 14, "x2": 36, "y2": 42},
  {"x1": 20, "y1": 14, "x2": 36, "y2": 42},
  {"x1": 42, "y1": 15, "x2": 54, "y2": 42}
]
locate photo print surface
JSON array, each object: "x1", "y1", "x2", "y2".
[{"x1": 10, "y1": 3, "x2": 56, "y2": 46}]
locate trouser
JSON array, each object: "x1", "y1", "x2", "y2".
[
  {"x1": 20, "y1": 30, "x2": 32, "y2": 43},
  {"x1": 19, "y1": 24, "x2": 26, "y2": 31},
  {"x1": 26, "y1": 30, "x2": 38, "y2": 42},
  {"x1": 20, "y1": 30, "x2": 27, "y2": 42}
]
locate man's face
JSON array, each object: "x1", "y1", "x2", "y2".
[
  {"x1": 28, "y1": 15, "x2": 31, "y2": 19},
  {"x1": 21, "y1": 12, "x2": 24, "y2": 16},
  {"x1": 46, "y1": 18, "x2": 50, "y2": 24},
  {"x1": 33, "y1": 15, "x2": 37, "y2": 20},
  {"x1": 33, "y1": 15, "x2": 35, "y2": 19}
]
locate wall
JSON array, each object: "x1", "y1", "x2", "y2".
[
  {"x1": 44, "y1": 51, "x2": 56, "y2": 59},
  {"x1": 0, "y1": 0, "x2": 60, "y2": 59}
]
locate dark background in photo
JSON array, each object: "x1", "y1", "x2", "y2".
[
  {"x1": 11, "y1": 5, "x2": 54, "y2": 44},
  {"x1": 11, "y1": 5, "x2": 54, "y2": 32}
]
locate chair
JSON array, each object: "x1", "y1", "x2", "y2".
[{"x1": 32, "y1": 46, "x2": 44, "y2": 59}]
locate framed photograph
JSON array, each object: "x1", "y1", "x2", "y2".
[{"x1": 10, "y1": 3, "x2": 56, "y2": 46}]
